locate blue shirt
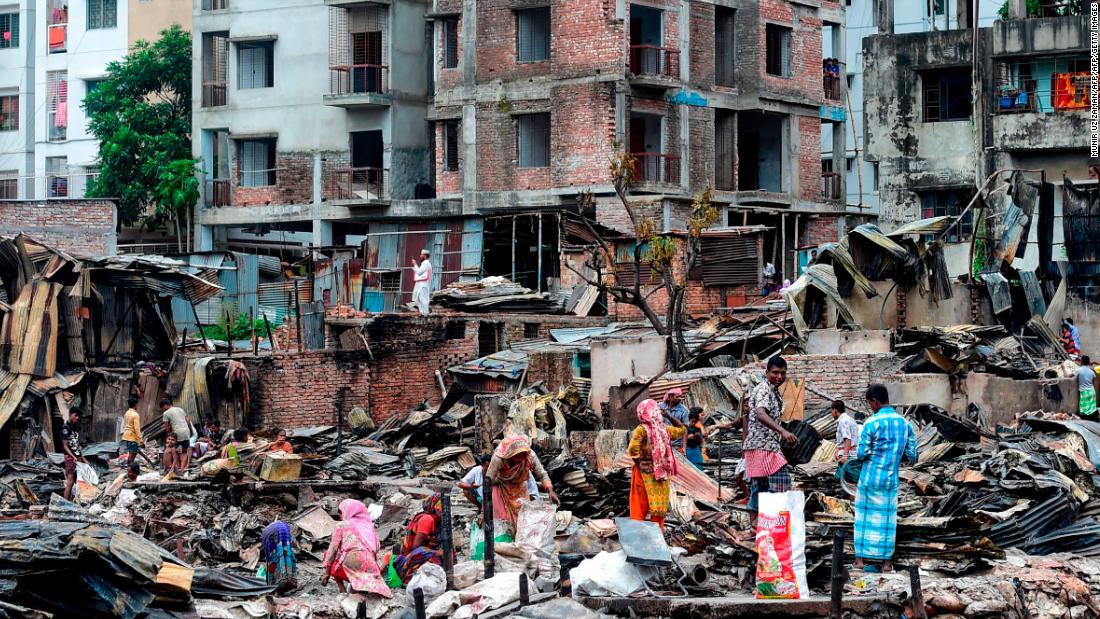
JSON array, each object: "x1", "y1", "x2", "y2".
[
  {"x1": 660, "y1": 401, "x2": 690, "y2": 446},
  {"x1": 1069, "y1": 324, "x2": 1082, "y2": 350},
  {"x1": 856, "y1": 406, "x2": 917, "y2": 492}
]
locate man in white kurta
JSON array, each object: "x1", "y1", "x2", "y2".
[{"x1": 412, "y1": 249, "x2": 432, "y2": 315}]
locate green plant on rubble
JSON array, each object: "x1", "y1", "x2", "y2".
[
  {"x1": 199, "y1": 313, "x2": 268, "y2": 342},
  {"x1": 567, "y1": 143, "x2": 719, "y2": 370}
]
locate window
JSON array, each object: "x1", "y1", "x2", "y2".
[
  {"x1": 202, "y1": 33, "x2": 229, "y2": 106},
  {"x1": 516, "y1": 7, "x2": 550, "y2": 62},
  {"x1": 0, "y1": 172, "x2": 16, "y2": 199},
  {"x1": 921, "y1": 190, "x2": 973, "y2": 243},
  {"x1": 715, "y1": 7, "x2": 735, "y2": 87},
  {"x1": 442, "y1": 18, "x2": 459, "y2": 69},
  {"x1": 0, "y1": 12, "x2": 18, "y2": 49},
  {"x1": 46, "y1": 157, "x2": 67, "y2": 198},
  {"x1": 516, "y1": 113, "x2": 550, "y2": 168},
  {"x1": 87, "y1": 0, "x2": 117, "y2": 29},
  {"x1": 923, "y1": 67, "x2": 972, "y2": 122},
  {"x1": 0, "y1": 95, "x2": 16, "y2": 131},
  {"x1": 845, "y1": 157, "x2": 854, "y2": 173},
  {"x1": 446, "y1": 321, "x2": 466, "y2": 340},
  {"x1": 765, "y1": 24, "x2": 791, "y2": 77},
  {"x1": 932, "y1": 0, "x2": 945, "y2": 16},
  {"x1": 478, "y1": 322, "x2": 502, "y2": 357},
  {"x1": 523, "y1": 323, "x2": 540, "y2": 338},
  {"x1": 84, "y1": 79, "x2": 104, "y2": 101},
  {"x1": 238, "y1": 41, "x2": 274, "y2": 89},
  {"x1": 47, "y1": 71, "x2": 67, "y2": 142},
  {"x1": 239, "y1": 139, "x2": 276, "y2": 187},
  {"x1": 202, "y1": 0, "x2": 228, "y2": 9},
  {"x1": 442, "y1": 120, "x2": 459, "y2": 172}
]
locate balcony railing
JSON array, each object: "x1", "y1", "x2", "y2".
[
  {"x1": 995, "y1": 77, "x2": 1089, "y2": 113},
  {"x1": 328, "y1": 167, "x2": 389, "y2": 201},
  {"x1": 628, "y1": 45, "x2": 680, "y2": 80},
  {"x1": 329, "y1": 65, "x2": 389, "y2": 97},
  {"x1": 206, "y1": 178, "x2": 230, "y2": 207},
  {"x1": 202, "y1": 0, "x2": 228, "y2": 9},
  {"x1": 823, "y1": 74, "x2": 842, "y2": 101},
  {"x1": 632, "y1": 153, "x2": 680, "y2": 185},
  {"x1": 202, "y1": 81, "x2": 227, "y2": 107},
  {"x1": 48, "y1": 24, "x2": 66, "y2": 53},
  {"x1": 821, "y1": 171, "x2": 842, "y2": 201}
]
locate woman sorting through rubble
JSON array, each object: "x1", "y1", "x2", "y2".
[
  {"x1": 321, "y1": 499, "x2": 392, "y2": 597},
  {"x1": 260, "y1": 521, "x2": 298, "y2": 593},
  {"x1": 627, "y1": 398, "x2": 685, "y2": 530},
  {"x1": 268, "y1": 428, "x2": 294, "y2": 453},
  {"x1": 392, "y1": 493, "x2": 446, "y2": 584},
  {"x1": 486, "y1": 435, "x2": 560, "y2": 537}
]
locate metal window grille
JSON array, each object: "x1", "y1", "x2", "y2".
[
  {"x1": 517, "y1": 113, "x2": 550, "y2": 168},
  {"x1": 921, "y1": 191, "x2": 973, "y2": 242},
  {"x1": 239, "y1": 139, "x2": 276, "y2": 187},
  {"x1": 0, "y1": 173, "x2": 16, "y2": 199},
  {"x1": 715, "y1": 7, "x2": 735, "y2": 86},
  {"x1": 765, "y1": 24, "x2": 791, "y2": 77},
  {"x1": 87, "y1": 0, "x2": 117, "y2": 29},
  {"x1": 238, "y1": 42, "x2": 274, "y2": 89},
  {"x1": 47, "y1": 71, "x2": 67, "y2": 141},
  {"x1": 714, "y1": 110, "x2": 735, "y2": 190},
  {"x1": 443, "y1": 18, "x2": 459, "y2": 68},
  {"x1": 0, "y1": 13, "x2": 18, "y2": 49},
  {"x1": 46, "y1": 157, "x2": 67, "y2": 198},
  {"x1": 202, "y1": 33, "x2": 229, "y2": 106},
  {"x1": 516, "y1": 7, "x2": 550, "y2": 62},
  {"x1": 443, "y1": 120, "x2": 459, "y2": 171},
  {"x1": 202, "y1": 0, "x2": 228, "y2": 9},
  {"x1": 923, "y1": 67, "x2": 971, "y2": 121},
  {"x1": 0, "y1": 95, "x2": 17, "y2": 131}
]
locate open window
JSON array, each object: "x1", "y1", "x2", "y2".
[
  {"x1": 442, "y1": 120, "x2": 460, "y2": 172},
  {"x1": 238, "y1": 138, "x2": 277, "y2": 187},
  {"x1": 765, "y1": 24, "x2": 791, "y2": 77},
  {"x1": 737, "y1": 111, "x2": 785, "y2": 193},
  {"x1": 202, "y1": 32, "x2": 229, "y2": 106},
  {"x1": 922, "y1": 67, "x2": 972, "y2": 122},
  {"x1": 238, "y1": 41, "x2": 274, "y2": 89},
  {"x1": 516, "y1": 7, "x2": 550, "y2": 62},
  {"x1": 442, "y1": 18, "x2": 459, "y2": 69},
  {"x1": 715, "y1": 6, "x2": 735, "y2": 86}
]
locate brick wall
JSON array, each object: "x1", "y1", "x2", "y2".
[
  {"x1": 0, "y1": 199, "x2": 117, "y2": 256},
  {"x1": 689, "y1": 2, "x2": 715, "y2": 90},
  {"x1": 244, "y1": 350, "x2": 372, "y2": 429},
  {"x1": 232, "y1": 150, "x2": 319, "y2": 207},
  {"x1": 527, "y1": 349, "x2": 576, "y2": 389},
  {"x1": 759, "y1": 0, "x2": 824, "y2": 103},
  {"x1": 797, "y1": 115, "x2": 823, "y2": 202},
  {"x1": 749, "y1": 353, "x2": 897, "y2": 415},
  {"x1": 800, "y1": 214, "x2": 843, "y2": 247},
  {"x1": 688, "y1": 106, "x2": 714, "y2": 191}
]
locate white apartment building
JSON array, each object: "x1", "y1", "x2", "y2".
[
  {"x1": 822, "y1": 0, "x2": 1002, "y2": 215},
  {"x1": 0, "y1": 0, "x2": 188, "y2": 200}
]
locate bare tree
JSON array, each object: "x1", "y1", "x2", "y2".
[{"x1": 567, "y1": 150, "x2": 718, "y2": 369}]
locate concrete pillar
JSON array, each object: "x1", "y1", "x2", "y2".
[
  {"x1": 786, "y1": 115, "x2": 798, "y2": 197},
  {"x1": 312, "y1": 153, "x2": 323, "y2": 205},
  {"x1": 874, "y1": 0, "x2": 894, "y2": 35},
  {"x1": 1008, "y1": 0, "x2": 1027, "y2": 19},
  {"x1": 313, "y1": 218, "x2": 333, "y2": 250},
  {"x1": 461, "y1": 103, "x2": 477, "y2": 212},
  {"x1": 195, "y1": 224, "x2": 215, "y2": 251},
  {"x1": 833, "y1": 121, "x2": 846, "y2": 205},
  {"x1": 679, "y1": 1, "x2": 690, "y2": 191}
]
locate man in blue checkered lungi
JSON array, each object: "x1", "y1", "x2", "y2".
[{"x1": 853, "y1": 384, "x2": 917, "y2": 573}]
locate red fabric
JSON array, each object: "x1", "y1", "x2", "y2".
[
  {"x1": 411, "y1": 513, "x2": 436, "y2": 536},
  {"x1": 743, "y1": 449, "x2": 787, "y2": 479},
  {"x1": 328, "y1": 562, "x2": 349, "y2": 582}
]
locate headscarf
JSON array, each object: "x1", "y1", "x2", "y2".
[
  {"x1": 422, "y1": 492, "x2": 443, "y2": 518},
  {"x1": 494, "y1": 435, "x2": 533, "y2": 485},
  {"x1": 402, "y1": 493, "x2": 443, "y2": 555},
  {"x1": 638, "y1": 398, "x2": 677, "y2": 481},
  {"x1": 338, "y1": 499, "x2": 380, "y2": 553},
  {"x1": 261, "y1": 521, "x2": 293, "y2": 559},
  {"x1": 663, "y1": 388, "x2": 683, "y2": 405}
]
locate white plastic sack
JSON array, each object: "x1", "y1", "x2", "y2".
[
  {"x1": 515, "y1": 500, "x2": 558, "y2": 582},
  {"x1": 754, "y1": 491, "x2": 808, "y2": 599},
  {"x1": 426, "y1": 571, "x2": 523, "y2": 619},
  {"x1": 569, "y1": 550, "x2": 644, "y2": 598},
  {"x1": 75, "y1": 462, "x2": 99, "y2": 485},
  {"x1": 406, "y1": 562, "x2": 447, "y2": 608}
]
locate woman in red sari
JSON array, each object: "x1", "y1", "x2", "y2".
[{"x1": 486, "y1": 435, "x2": 559, "y2": 537}]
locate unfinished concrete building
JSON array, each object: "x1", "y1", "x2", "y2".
[{"x1": 430, "y1": 0, "x2": 851, "y2": 299}]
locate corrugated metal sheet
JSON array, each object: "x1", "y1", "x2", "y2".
[
  {"x1": 549, "y1": 326, "x2": 615, "y2": 344},
  {"x1": 701, "y1": 234, "x2": 759, "y2": 287},
  {"x1": 233, "y1": 252, "x2": 259, "y2": 318},
  {"x1": 1, "y1": 281, "x2": 61, "y2": 377},
  {"x1": 1020, "y1": 270, "x2": 1047, "y2": 317},
  {"x1": 982, "y1": 272, "x2": 1012, "y2": 315},
  {"x1": 887, "y1": 216, "x2": 951, "y2": 237},
  {"x1": 301, "y1": 300, "x2": 325, "y2": 350},
  {"x1": 257, "y1": 255, "x2": 282, "y2": 277},
  {"x1": 461, "y1": 218, "x2": 484, "y2": 281},
  {"x1": 1064, "y1": 179, "x2": 1100, "y2": 263},
  {"x1": 219, "y1": 258, "x2": 239, "y2": 317}
]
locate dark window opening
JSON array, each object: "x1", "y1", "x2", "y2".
[
  {"x1": 765, "y1": 24, "x2": 791, "y2": 77},
  {"x1": 239, "y1": 138, "x2": 277, "y2": 187},
  {"x1": 202, "y1": 32, "x2": 229, "y2": 107},
  {"x1": 0, "y1": 95, "x2": 17, "y2": 131},
  {"x1": 350, "y1": 29, "x2": 384, "y2": 94},
  {"x1": 523, "y1": 323, "x2": 540, "y2": 339},
  {"x1": 714, "y1": 109, "x2": 735, "y2": 190},
  {"x1": 715, "y1": 7, "x2": 735, "y2": 87},
  {"x1": 923, "y1": 67, "x2": 972, "y2": 122},
  {"x1": 442, "y1": 18, "x2": 459, "y2": 69},
  {"x1": 516, "y1": 7, "x2": 550, "y2": 62},
  {"x1": 238, "y1": 41, "x2": 274, "y2": 89},
  {"x1": 442, "y1": 120, "x2": 459, "y2": 172},
  {"x1": 921, "y1": 190, "x2": 974, "y2": 243},
  {"x1": 478, "y1": 322, "x2": 502, "y2": 357},
  {"x1": 517, "y1": 113, "x2": 550, "y2": 168},
  {"x1": 737, "y1": 111, "x2": 784, "y2": 192},
  {"x1": 0, "y1": 13, "x2": 19, "y2": 49},
  {"x1": 446, "y1": 320, "x2": 466, "y2": 340},
  {"x1": 0, "y1": 174, "x2": 16, "y2": 199},
  {"x1": 481, "y1": 214, "x2": 563, "y2": 294}
]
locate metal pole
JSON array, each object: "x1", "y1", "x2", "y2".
[
  {"x1": 483, "y1": 475, "x2": 495, "y2": 578},
  {"x1": 250, "y1": 307, "x2": 257, "y2": 355},
  {"x1": 830, "y1": 529, "x2": 846, "y2": 619},
  {"x1": 413, "y1": 588, "x2": 426, "y2": 619},
  {"x1": 190, "y1": 299, "x2": 211, "y2": 351},
  {"x1": 262, "y1": 313, "x2": 276, "y2": 351},
  {"x1": 519, "y1": 573, "x2": 529, "y2": 606},
  {"x1": 909, "y1": 564, "x2": 927, "y2": 619},
  {"x1": 441, "y1": 494, "x2": 454, "y2": 590},
  {"x1": 511, "y1": 217, "x2": 517, "y2": 283},
  {"x1": 294, "y1": 285, "x2": 303, "y2": 352},
  {"x1": 536, "y1": 213, "x2": 543, "y2": 292},
  {"x1": 225, "y1": 310, "x2": 234, "y2": 358}
]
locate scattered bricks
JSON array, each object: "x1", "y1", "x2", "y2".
[{"x1": 0, "y1": 199, "x2": 116, "y2": 256}]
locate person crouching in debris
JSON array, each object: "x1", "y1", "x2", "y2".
[
  {"x1": 321, "y1": 499, "x2": 392, "y2": 597},
  {"x1": 684, "y1": 407, "x2": 706, "y2": 470},
  {"x1": 392, "y1": 493, "x2": 447, "y2": 584},
  {"x1": 221, "y1": 428, "x2": 250, "y2": 468},
  {"x1": 160, "y1": 397, "x2": 195, "y2": 471},
  {"x1": 1077, "y1": 355, "x2": 1098, "y2": 419},
  {"x1": 412, "y1": 249, "x2": 433, "y2": 316},
  {"x1": 261, "y1": 521, "x2": 299, "y2": 593},
  {"x1": 61, "y1": 407, "x2": 88, "y2": 501},
  {"x1": 268, "y1": 428, "x2": 294, "y2": 453},
  {"x1": 485, "y1": 435, "x2": 560, "y2": 536},
  {"x1": 120, "y1": 395, "x2": 143, "y2": 473},
  {"x1": 161, "y1": 434, "x2": 182, "y2": 476},
  {"x1": 744, "y1": 357, "x2": 799, "y2": 524},
  {"x1": 1062, "y1": 322, "x2": 1081, "y2": 359},
  {"x1": 853, "y1": 384, "x2": 917, "y2": 573},
  {"x1": 627, "y1": 399, "x2": 685, "y2": 531}
]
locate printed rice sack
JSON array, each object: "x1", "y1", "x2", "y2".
[{"x1": 754, "y1": 491, "x2": 808, "y2": 599}]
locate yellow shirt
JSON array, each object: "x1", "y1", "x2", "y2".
[{"x1": 121, "y1": 408, "x2": 142, "y2": 443}]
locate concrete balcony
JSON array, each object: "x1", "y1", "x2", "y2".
[
  {"x1": 323, "y1": 65, "x2": 391, "y2": 109},
  {"x1": 627, "y1": 46, "x2": 681, "y2": 89},
  {"x1": 992, "y1": 109, "x2": 1090, "y2": 151},
  {"x1": 326, "y1": 167, "x2": 390, "y2": 203}
]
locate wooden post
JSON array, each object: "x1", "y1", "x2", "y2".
[
  {"x1": 483, "y1": 476, "x2": 495, "y2": 578},
  {"x1": 830, "y1": 529, "x2": 846, "y2": 619},
  {"x1": 225, "y1": 310, "x2": 234, "y2": 357},
  {"x1": 250, "y1": 307, "x2": 257, "y2": 355},
  {"x1": 441, "y1": 494, "x2": 454, "y2": 590},
  {"x1": 909, "y1": 564, "x2": 927, "y2": 619},
  {"x1": 263, "y1": 313, "x2": 276, "y2": 351},
  {"x1": 190, "y1": 299, "x2": 211, "y2": 351}
]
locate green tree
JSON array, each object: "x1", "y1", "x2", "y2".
[{"x1": 84, "y1": 25, "x2": 198, "y2": 250}]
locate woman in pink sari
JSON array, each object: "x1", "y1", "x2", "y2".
[{"x1": 321, "y1": 499, "x2": 392, "y2": 597}]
